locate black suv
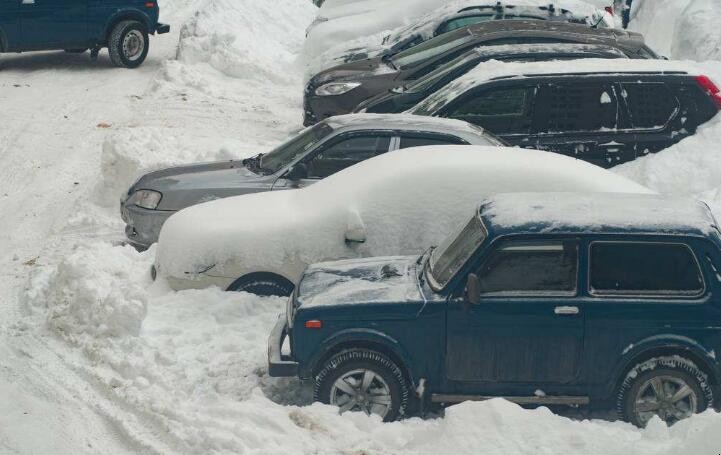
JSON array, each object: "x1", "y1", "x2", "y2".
[
  {"x1": 304, "y1": 20, "x2": 656, "y2": 125},
  {"x1": 410, "y1": 61, "x2": 721, "y2": 168}
]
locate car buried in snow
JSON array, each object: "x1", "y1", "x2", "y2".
[
  {"x1": 303, "y1": 19, "x2": 654, "y2": 125},
  {"x1": 120, "y1": 114, "x2": 504, "y2": 249},
  {"x1": 269, "y1": 192, "x2": 721, "y2": 426},
  {"x1": 409, "y1": 59, "x2": 721, "y2": 168},
  {"x1": 0, "y1": 0, "x2": 169, "y2": 68},
  {"x1": 153, "y1": 145, "x2": 651, "y2": 296}
]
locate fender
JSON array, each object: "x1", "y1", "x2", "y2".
[
  {"x1": 303, "y1": 328, "x2": 417, "y2": 385},
  {"x1": 102, "y1": 9, "x2": 154, "y2": 41},
  {"x1": 605, "y1": 333, "x2": 721, "y2": 396}
]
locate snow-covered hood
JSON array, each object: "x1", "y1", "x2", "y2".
[
  {"x1": 129, "y1": 160, "x2": 273, "y2": 211},
  {"x1": 297, "y1": 256, "x2": 425, "y2": 308}
]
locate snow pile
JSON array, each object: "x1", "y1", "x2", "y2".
[
  {"x1": 97, "y1": 128, "x2": 237, "y2": 207},
  {"x1": 629, "y1": 0, "x2": 721, "y2": 60},
  {"x1": 25, "y1": 242, "x2": 151, "y2": 341},
  {"x1": 615, "y1": 117, "x2": 721, "y2": 216}
]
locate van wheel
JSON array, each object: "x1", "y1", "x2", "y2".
[
  {"x1": 108, "y1": 20, "x2": 149, "y2": 68},
  {"x1": 226, "y1": 273, "x2": 294, "y2": 296},
  {"x1": 314, "y1": 349, "x2": 408, "y2": 422},
  {"x1": 64, "y1": 48, "x2": 87, "y2": 53},
  {"x1": 618, "y1": 356, "x2": 712, "y2": 427}
]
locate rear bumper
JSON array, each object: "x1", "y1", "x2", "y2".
[
  {"x1": 155, "y1": 23, "x2": 170, "y2": 34},
  {"x1": 268, "y1": 316, "x2": 298, "y2": 377}
]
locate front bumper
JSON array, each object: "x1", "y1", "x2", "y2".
[
  {"x1": 268, "y1": 316, "x2": 298, "y2": 377},
  {"x1": 120, "y1": 201, "x2": 174, "y2": 249},
  {"x1": 155, "y1": 23, "x2": 170, "y2": 34}
]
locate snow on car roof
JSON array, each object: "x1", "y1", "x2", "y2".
[
  {"x1": 323, "y1": 112, "x2": 489, "y2": 134},
  {"x1": 480, "y1": 192, "x2": 719, "y2": 236},
  {"x1": 412, "y1": 58, "x2": 700, "y2": 115},
  {"x1": 468, "y1": 42, "x2": 628, "y2": 57}
]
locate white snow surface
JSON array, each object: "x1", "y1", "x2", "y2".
[
  {"x1": 482, "y1": 192, "x2": 717, "y2": 235},
  {"x1": 2, "y1": 0, "x2": 721, "y2": 454},
  {"x1": 156, "y1": 145, "x2": 651, "y2": 289},
  {"x1": 629, "y1": 0, "x2": 721, "y2": 61}
]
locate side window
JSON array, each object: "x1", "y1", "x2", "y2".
[
  {"x1": 621, "y1": 83, "x2": 679, "y2": 129},
  {"x1": 398, "y1": 134, "x2": 466, "y2": 149},
  {"x1": 446, "y1": 87, "x2": 533, "y2": 134},
  {"x1": 435, "y1": 15, "x2": 493, "y2": 35},
  {"x1": 589, "y1": 242, "x2": 704, "y2": 296},
  {"x1": 306, "y1": 135, "x2": 391, "y2": 179},
  {"x1": 474, "y1": 240, "x2": 578, "y2": 296},
  {"x1": 535, "y1": 82, "x2": 620, "y2": 133}
]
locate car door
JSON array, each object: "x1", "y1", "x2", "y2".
[
  {"x1": 445, "y1": 238, "x2": 586, "y2": 396},
  {"x1": 529, "y1": 78, "x2": 636, "y2": 168},
  {"x1": 0, "y1": 0, "x2": 23, "y2": 51},
  {"x1": 620, "y1": 80, "x2": 686, "y2": 158},
  {"x1": 440, "y1": 84, "x2": 536, "y2": 146},
  {"x1": 20, "y1": 0, "x2": 88, "y2": 50},
  {"x1": 272, "y1": 133, "x2": 393, "y2": 190},
  {"x1": 582, "y1": 238, "x2": 711, "y2": 394}
]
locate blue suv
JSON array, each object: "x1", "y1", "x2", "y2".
[
  {"x1": 0, "y1": 0, "x2": 169, "y2": 68},
  {"x1": 269, "y1": 193, "x2": 721, "y2": 426}
]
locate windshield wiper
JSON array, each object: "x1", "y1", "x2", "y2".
[
  {"x1": 243, "y1": 153, "x2": 271, "y2": 175},
  {"x1": 416, "y1": 246, "x2": 435, "y2": 286}
]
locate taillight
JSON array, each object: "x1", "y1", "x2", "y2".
[
  {"x1": 144, "y1": 2, "x2": 156, "y2": 7},
  {"x1": 696, "y1": 75, "x2": 721, "y2": 110},
  {"x1": 605, "y1": 6, "x2": 613, "y2": 14}
]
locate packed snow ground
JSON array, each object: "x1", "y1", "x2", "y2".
[{"x1": 3, "y1": 0, "x2": 721, "y2": 454}]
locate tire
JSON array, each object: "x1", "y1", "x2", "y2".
[
  {"x1": 64, "y1": 48, "x2": 87, "y2": 53},
  {"x1": 618, "y1": 356, "x2": 712, "y2": 427},
  {"x1": 314, "y1": 349, "x2": 409, "y2": 422},
  {"x1": 226, "y1": 273, "x2": 294, "y2": 297},
  {"x1": 108, "y1": 20, "x2": 149, "y2": 68}
]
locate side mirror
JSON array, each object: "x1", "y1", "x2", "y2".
[
  {"x1": 345, "y1": 209, "x2": 367, "y2": 244},
  {"x1": 285, "y1": 163, "x2": 308, "y2": 181},
  {"x1": 465, "y1": 273, "x2": 481, "y2": 306}
]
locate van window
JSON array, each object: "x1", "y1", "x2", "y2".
[
  {"x1": 590, "y1": 242, "x2": 704, "y2": 296},
  {"x1": 446, "y1": 87, "x2": 533, "y2": 134},
  {"x1": 475, "y1": 240, "x2": 578, "y2": 296},
  {"x1": 536, "y1": 81, "x2": 620, "y2": 133},
  {"x1": 622, "y1": 83, "x2": 679, "y2": 129}
]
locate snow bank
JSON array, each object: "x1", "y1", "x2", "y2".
[
  {"x1": 629, "y1": 0, "x2": 721, "y2": 60},
  {"x1": 615, "y1": 117, "x2": 721, "y2": 216}
]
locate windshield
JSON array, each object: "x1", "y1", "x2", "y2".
[
  {"x1": 260, "y1": 123, "x2": 333, "y2": 174},
  {"x1": 428, "y1": 215, "x2": 487, "y2": 290},
  {"x1": 390, "y1": 32, "x2": 474, "y2": 70},
  {"x1": 404, "y1": 51, "x2": 479, "y2": 94}
]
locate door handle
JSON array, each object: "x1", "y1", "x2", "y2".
[{"x1": 554, "y1": 306, "x2": 579, "y2": 315}]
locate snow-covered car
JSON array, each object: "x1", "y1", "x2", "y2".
[
  {"x1": 154, "y1": 145, "x2": 651, "y2": 295},
  {"x1": 303, "y1": 20, "x2": 649, "y2": 125},
  {"x1": 305, "y1": 0, "x2": 614, "y2": 74},
  {"x1": 409, "y1": 59, "x2": 721, "y2": 168},
  {"x1": 120, "y1": 114, "x2": 502, "y2": 249}
]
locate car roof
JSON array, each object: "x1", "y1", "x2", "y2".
[
  {"x1": 463, "y1": 19, "x2": 642, "y2": 44},
  {"x1": 479, "y1": 192, "x2": 719, "y2": 238},
  {"x1": 412, "y1": 58, "x2": 698, "y2": 114},
  {"x1": 468, "y1": 42, "x2": 628, "y2": 58},
  {"x1": 321, "y1": 113, "x2": 495, "y2": 139}
]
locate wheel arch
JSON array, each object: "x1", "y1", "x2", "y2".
[
  {"x1": 225, "y1": 271, "x2": 295, "y2": 293},
  {"x1": 610, "y1": 335, "x2": 721, "y2": 399},
  {"x1": 103, "y1": 10, "x2": 152, "y2": 43},
  {"x1": 306, "y1": 329, "x2": 417, "y2": 389}
]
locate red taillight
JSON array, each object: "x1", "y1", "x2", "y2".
[
  {"x1": 144, "y1": 2, "x2": 155, "y2": 7},
  {"x1": 304, "y1": 320, "x2": 322, "y2": 329},
  {"x1": 696, "y1": 75, "x2": 721, "y2": 110},
  {"x1": 604, "y1": 6, "x2": 613, "y2": 14}
]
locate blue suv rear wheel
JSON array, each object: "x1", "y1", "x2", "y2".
[{"x1": 108, "y1": 20, "x2": 149, "y2": 68}]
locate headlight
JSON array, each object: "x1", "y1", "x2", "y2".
[
  {"x1": 315, "y1": 82, "x2": 361, "y2": 96},
  {"x1": 127, "y1": 189, "x2": 162, "y2": 210}
]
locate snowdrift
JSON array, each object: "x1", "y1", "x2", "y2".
[{"x1": 629, "y1": 0, "x2": 721, "y2": 60}]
